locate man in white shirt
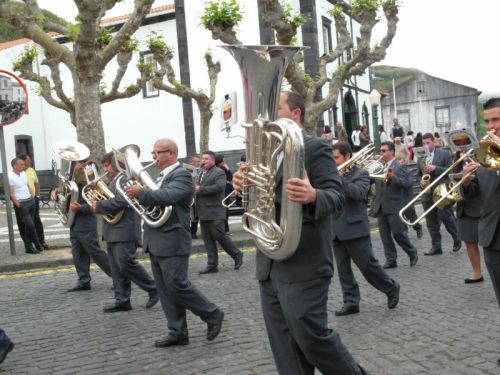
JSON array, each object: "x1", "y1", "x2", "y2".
[
  {"x1": 8, "y1": 157, "x2": 42, "y2": 254},
  {"x1": 351, "y1": 125, "x2": 362, "y2": 152}
]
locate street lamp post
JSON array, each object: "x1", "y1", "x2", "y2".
[{"x1": 369, "y1": 89, "x2": 382, "y2": 151}]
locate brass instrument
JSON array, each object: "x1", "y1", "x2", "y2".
[
  {"x1": 80, "y1": 161, "x2": 124, "y2": 224},
  {"x1": 399, "y1": 130, "x2": 499, "y2": 226},
  {"x1": 51, "y1": 140, "x2": 90, "y2": 228},
  {"x1": 112, "y1": 144, "x2": 172, "y2": 228},
  {"x1": 220, "y1": 45, "x2": 305, "y2": 262},
  {"x1": 414, "y1": 146, "x2": 431, "y2": 192}
]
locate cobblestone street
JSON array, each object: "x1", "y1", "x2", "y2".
[{"x1": 1, "y1": 229, "x2": 500, "y2": 375}]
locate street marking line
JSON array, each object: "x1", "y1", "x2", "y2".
[{"x1": 0, "y1": 247, "x2": 257, "y2": 280}]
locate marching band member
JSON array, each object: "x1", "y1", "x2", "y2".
[
  {"x1": 417, "y1": 133, "x2": 461, "y2": 255},
  {"x1": 233, "y1": 92, "x2": 369, "y2": 375},
  {"x1": 332, "y1": 142, "x2": 400, "y2": 316},
  {"x1": 372, "y1": 141, "x2": 419, "y2": 269},
  {"x1": 91, "y1": 152, "x2": 159, "y2": 312},
  {"x1": 126, "y1": 138, "x2": 224, "y2": 348}
]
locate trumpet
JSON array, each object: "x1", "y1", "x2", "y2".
[{"x1": 399, "y1": 130, "x2": 499, "y2": 226}]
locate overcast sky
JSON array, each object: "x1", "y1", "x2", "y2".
[{"x1": 37, "y1": 0, "x2": 499, "y2": 94}]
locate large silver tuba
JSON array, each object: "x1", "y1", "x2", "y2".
[
  {"x1": 221, "y1": 45, "x2": 305, "y2": 262},
  {"x1": 51, "y1": 140, "x2": 90, "y2": 227},
  {"x1": 112, "y1": 144, "x2": 172, "y2": 228}
]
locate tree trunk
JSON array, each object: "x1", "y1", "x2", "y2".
[
  {"x1": 73, "y1": 76, "x2": 106, "y2": 161},
  {"x1": 199, "y1": 103, "x2": 213, "y2": 153}
]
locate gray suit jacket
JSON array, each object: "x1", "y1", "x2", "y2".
[
  {"x1": 195, "y1": 166, "x2": 226, "y2": 220},
  {"x1": 417, "y1": 147, "x2": 452, "y2": 202},
  {"x1": 463, "y1": 167, "x2": 500, "y2": 248},
  {"x1": 372, "y1": 160, "x2": 413, "y2": 214},
  {"x1": 137, "y1": 165, "x2": 193, "y2": 257},
  {"x1": 255, "y1": 132, "x2": 345, "y2": 283},
  {"x1": 71, "y1": 183, "x2": 97, "y2": 232},
  {"x1": 332, "y1": 166, "x2": 370, "y2": 240},
  {"x1": 95, "y1": 177, "x2": 140, "y2": 243}
]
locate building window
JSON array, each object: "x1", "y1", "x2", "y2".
[
  {"x1": 322, "y1": 17, "x2": 332, "y2": 54},
  {"x1": 435, "y1": 106, "x2": 450, "y2": 131},
  {"x1": 416, "y1": 80, "x2": 426, "y2": 96},
  {"x1": 141, "y1": 52, "x2": 160, "y2": 98},
  {"x1": 398, "y1": 110, "x2": 411, "y2": 131}
]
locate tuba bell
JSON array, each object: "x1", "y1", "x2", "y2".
[
  {"x1": 112, "y1": 144, "x2": 172, "y2": 228},
  {"x1": 51, "y1": 140, "x2": 90, "y2": 228},
  {"x1": 80, "y1": 161, "x2": 124, "y2": 224},
  {"x1": 221, "y1": 45, "x2": 305, "y2": 262}
]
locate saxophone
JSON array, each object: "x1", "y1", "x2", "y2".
[{"x1": 221, "y1": 45, "x2": 305, "y2": 262}]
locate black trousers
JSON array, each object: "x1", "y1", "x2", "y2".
[
  {"x1": 377, "y1": 212, "x2": 418, "y2": 264},
  {"x1": 33, "y1": 197, "x2": 45, "y2": 243},
  {"x1": 484, "y1": 248, "x2": 500, "y2": 310},
  {"x1": 260, "y1": 275, "x2": 369, "y2": 375},
  {"x1": 200, "y1": 220, "x2": 241, "y2": 267},
  {"x1": 421, "y1": 200, "x2": 458, "y2": 250},
  {"x1": 13, "y1": 198, "x2": 39, "y2": 250}
]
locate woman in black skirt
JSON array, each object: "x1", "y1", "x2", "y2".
[{"x1": 454, "y1": 152, "x2": 483, "y2": 283}]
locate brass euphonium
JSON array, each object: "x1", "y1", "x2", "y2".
[
  {"x1": 51, "y1": 140, "x2": 90, "y2": 228},
  {"x1": 112, "y1": 144, "x2": 172, "y2": 228},
  {"x1": 221, "y1": 45, "x2": 305, "y2": 262},
  {"x1": 80, "y1": 161, "x2": 124, "y2": 224}
]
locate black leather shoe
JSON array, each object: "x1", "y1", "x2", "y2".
[
  {"x1": 424, "y1": 248, "x2": 443, "y2": 256},
  {"x1": 234, "y1": 254, "x2": 243, "y2": 270},
  {"x1": 207, "y1": 310, "x2": 224, "y2": 341},
  {"x1": 34, "y1": 242, "x2": 44, "y2": 252},
  {"x1": 191, "y1": 233, "x2": 198, "y2": 240},
  {"x1": 410, "y1": 255, "x2": 418, "y2": 267},
  {"x1": 103, "y1": 302, "x2": 132, "y2": 313},
  {"x1": 452, "y1": 241, "x2": 462, "y2": 252},
  {"x1": 464, "y1": 276, "x2": 484, "y2": 284},
  {"x1": 387, "y1": 284, "x2": 400, "y2": 309},
  {"x1": 416, "y1": 227, "x2": 423, "y2": 239},
  {"x1": 25, "y1": 248, "x2": 40, "y2": 254},
  {"x1": 199, "y1": 267, "x2": 218, "y2": 275},
  {"x1": 0, "y1": 341, "x2": 14, "y2": 364},
  {"x1": 154, "y1": 335, "x2": 189, "y2": 348},
  {"x1": 335, "y1": 305, "x2": 360, "y2": 316},
  {"x1": 41, "y1": 242, "x2": 49, "y2": 250},
  {"x1": 66, "y1": 284, "x2": 91, "y2": 292},
  {"x1": 383, "y1": 262, "x2": 397, "y2": 269},
  {"x1": 145, "y1": 292, "x2": 159, "y2": 309}
]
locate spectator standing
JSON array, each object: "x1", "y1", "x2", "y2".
[
  {"x1": 379, "y1": 125, "x2": 389, "y2": 143},
  {"x1": 414, "y1": 132, "x2": 423, "y2": 147},
  {"x1": 18, "y1": 154, "x2": 48, "y2": 250},
  {"x1": 351, "y1": 125, "x2": 362, "y2": 152},
  {"x1": 404, "y1": 130, "x2": 415, "y2": 160},
  {"x1": 321, "y1": 125, "x2": 334, "y2": 145},
  {"x1": 8, "y1": 157, "x2": 42, "y2": 254},
  {"x1": 390, "y1": 118, "x2": 405, "y2": 141},
  {"x1": 335, "y1": 121, "x2": 349, "y2": 143},
  {"x1": 434, "y1": 131, "x2": 444, "y2": 148},
  {"x1": 359, "y1": 125, "x2": 370, "y2": 148},
  {"x1": 394, "y1": 137, "x2": 411, "y2": 164}
]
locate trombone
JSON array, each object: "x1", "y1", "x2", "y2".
[
  {"x1": 399, "y1": 130, "x2": 499, "y2": 226},
  {"x1": 338, "y1": 143, "x2": 386, "y2": 179}
]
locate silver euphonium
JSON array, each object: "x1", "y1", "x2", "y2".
[
  {"x1": 221, "y1": 45, "x2": 305, "y2": 262},
  {"x1": 51, "y1": 140, "x2": 90, "y2": 228},
  {"x1": 112, "y1": 144, "x2": 172, "y2": 228}
]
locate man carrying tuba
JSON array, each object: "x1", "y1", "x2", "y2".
[
  {"x1": 233, "y1": 92, "x2": 369, "y2": 375},
  {"x1": 91, "y1": 152, "x2": 159, "y2": 313}
]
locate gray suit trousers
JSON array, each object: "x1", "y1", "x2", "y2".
[
  {"x1": 378, "y1": 213, "x2": 417, "y2": 264},
  {"x1": 421, "y1": 201, "x2": 459, "y2": 250},
  {"x1": 484, "y1": 248, "x2": 500, "y2": 310},
  {"x1": 150, "y1": 255, "x2": 219, "y2": 338},
  {"x1": 70, "y1": 229, "x2": 111, "y2": 286},
  {"x1": 260, "y1": 275, "x2": 367, "y2": 375},
  {"x1": 107, "y1": 242, "x2": 156, "y2": 304},
  {"x1": 200, "y1": 220, "x2": 241, "y2": 267},
  {"x1": 334, "y1": 236, "x2": 398, "y2": 306}
]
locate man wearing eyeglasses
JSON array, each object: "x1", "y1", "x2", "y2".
[
  {"x1": 372, "y1": 141, "x2": 419, "y2": 269},
  {"x1": 126, "y1": 138, "x2": 224, "y2": 347}
]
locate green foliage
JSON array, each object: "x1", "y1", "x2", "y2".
[
  {"x1": 96, "y1": 28, "x2": 113, "y2": 48},
  {"x1": 12, "y1": 45, "x2": 37, "y2": 72},
  {"x1": 65, "y1": 23, "x2": 80, "y2": 41},
  {"x1": 329, "y1": 5, "x2": 345, "y2": 18},
  {"x1": 137, "y1": 55, "x2": 154, "y2": 74},
  {"x1": 146, "y1": 31, "x2": 172, "y2": 55},
  {"x1": 280, "y1": 1, "x2": 307, "y2": 28},
  {"x1": 333, "y1": 64, "x2": 346, "y2": 78},
  {"x1": 370, "y1": 65, "x2": 423, "y2": 92},
  {"x1": 0, "y1": 20, "x2": 22, "y2": 42},
  {"x1": 121, "y1": 37, "x2": 139, "y2": 53},
  {"x1": 351, "y1": 0, "x2": 379, "y2": 15},
  {"x1": 100, "y1": 82, "x2": 108, "y2": 95},
  {"x1": 200, "y1": 0, "x2": 243, "y2": 29}
]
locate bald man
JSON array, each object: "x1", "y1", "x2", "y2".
[{"x1": 126, "y1": 138, "x2": 224, "y2": 347}]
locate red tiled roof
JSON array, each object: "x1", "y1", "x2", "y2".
[{"x1": 0, "y1": 4, "x2": 175, "y2": 51}]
